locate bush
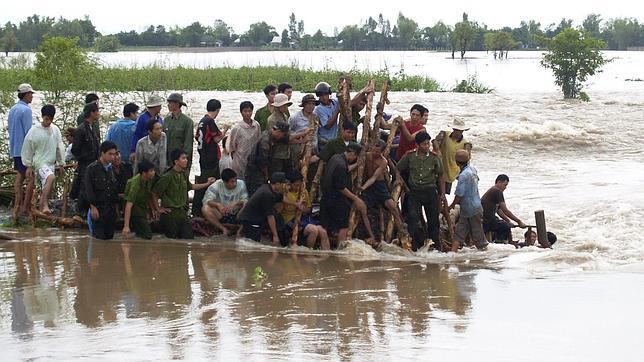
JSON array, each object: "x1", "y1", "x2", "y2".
[
  {"x1": 94, "y1": 36, "x2": 120, "y2": 52},
  {"x1": 452, "y1": 75, "x2": 493, "y2": 93}
]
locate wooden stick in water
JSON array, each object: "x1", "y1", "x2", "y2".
[{"x1": 290, "y1": 115, "x2": 318, "y2": 245}]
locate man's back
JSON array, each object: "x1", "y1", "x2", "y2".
[{"x1": 8, "y1": 101, "x2": 32, "y2": 157}]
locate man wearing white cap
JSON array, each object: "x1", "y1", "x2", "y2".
[
  {"x1": 434, "y1": 118, "x2": 472, "y2": 194},
  {"x1": 7, "y1": 83, "x2": 35, "y2": 219}
]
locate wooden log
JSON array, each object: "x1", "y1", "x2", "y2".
[
  {"x1": 382, "y1": 117, "x2": 401, "y2": 158},
  {"x1": 346, "y1": 79, "x2": 375, "y2": 238},
  {"x1": 535, "y1": 210, "x2": 550, "y2": 247},
  {"x1": 337, "y1": 76, "x2": 353, "y2": 126},
  {"x1": 290, "y1": 113, "x2": 319, "y2": 245},
  {"x1": 309, "y1": 161, "x2": 325, "y2": 205},
  {"x1": 370, "y1": 80, "x2": 390, "y2": 144},
  {"x1": 441, "y1": 201, "x2": 455, "y2": 251}
]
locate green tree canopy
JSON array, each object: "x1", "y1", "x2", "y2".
[{"x1": 541, "y1": 28, "x2": 608, "y2": 99}]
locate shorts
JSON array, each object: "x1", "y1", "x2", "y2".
[
  {"x1": 221, "y1": 211, "x2": 240, "y2": 224},
  {"x1": 13, "y1": 157, "x2": 26, "y2": 174},
  {"x1": 241, "y1": 220, "x2": 264, "y2": 242},
  {"x1": 286, "y1": 214, "x2": 319, "y2": 231},
  {"x1": 322, "y1": 192, "x2": 350, "y2": 231},
  {"x1": 38, "y1": 165, "x2": 55, "y2": 187},
  {"x1": 364, "y1": 180, "x2": 392, "y2": 206}
]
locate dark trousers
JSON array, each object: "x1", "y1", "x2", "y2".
[
  {"x1": 160, "y1": 208, "x2": 193, "y2": 239},
  {"x1": 483, "y1": 218, "x2": 512, "y2": 242},
  {"x1": 93, "y1": 205, "x2": 117, "y2": 240},
  {"x1": 241, "y1": 220, "x2": 264, "y2": 242},
  {"x1": 70, "y1": 164, "x2": 89, "y2": 200},
  {"x1": 406, "y1": 187, "x2": 440, "y2": 251},
  {"x1": 192, "y1": 168, "x2": 219, "y2": 217},
  {"x1": 131, "y1": 213, "x2": 153, "y2": 239}
]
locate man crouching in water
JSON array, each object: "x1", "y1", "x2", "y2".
[
  {"x1": 449, "y1": 149, "x2": 488, "y2": 251},
  {"x1": 238, "y1": 172, "x2": 289, "y2": 245}
]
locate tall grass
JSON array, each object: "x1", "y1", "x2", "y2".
[{"x1": 0, "y1": 65, "x2": 441, "y2": 93}]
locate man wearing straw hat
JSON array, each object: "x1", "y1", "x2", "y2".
[
  {"x1": 130, "y1": 94, "x2": 164, "y2": 161},
  {"x1": 434, "y1": 118, "x2": 472, "y2": 194}
]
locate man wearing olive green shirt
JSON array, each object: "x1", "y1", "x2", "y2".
[
  {"x1": 397, "y1": 132, "x2": 446, "y2": 251},
  {"x1": 152, "y1": 149, "x2": 214, "y2": 239},
  {"x1": 122, "y1": 159, "x2": 157, "y2": 239},
  {"x1": 163, "y1": 93, "x2": 194, "y2": 169}
]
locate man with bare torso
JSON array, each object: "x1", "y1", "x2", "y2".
[{"x1": 359, "y1": 140, "x2": 405, "y2": 233}]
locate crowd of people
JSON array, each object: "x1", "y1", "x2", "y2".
[{"x1": 6, "y1": 81, "x2": 555, "y2": 251}]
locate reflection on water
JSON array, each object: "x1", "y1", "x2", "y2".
[{"x1": 0, "y1": 234, "x2": 477, "y2": 359}]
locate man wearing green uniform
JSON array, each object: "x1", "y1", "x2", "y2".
[
  {"x1": 163, "y1": 93, "x2": 194, "y2": 167},
  {"x1": 152, "y1": 149, "x2": 215, "y2": 239},
  {"x1": 122, "y1": 159, "x2": 157, "y2": 239},
  {"x1": 397, "y1": 132, "x2": 446, "y2": 251},
  {"x1": 254, "y1": 84, "x2": 277, "y2": 131}
]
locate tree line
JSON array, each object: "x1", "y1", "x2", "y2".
[{"x1": 1, "y1": 12, "x2": 643, "y2": 55}]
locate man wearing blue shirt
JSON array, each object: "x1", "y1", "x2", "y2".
[
  {"x1": 106, "y1": 103, "x2": 139, "y2": 158},
  {"x1": 129, "y1": 95, "x2": 164, "y2": 161},
  {"x1": 314, "y1": 82, "x2": 340, "y2": 150},
  {"x1": 449, "y1": 149, "x2": 488, "y2": 251},
  {"x1": 7, "y1": 83, "x2": 35, "y2": 219}
]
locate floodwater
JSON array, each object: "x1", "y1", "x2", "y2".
[
  {"x1": 2, "y1": 50, "x2": 644, "y2": 360},
  {"x1": 1, "y1": 233, "x2": 643, "y2": 361}
]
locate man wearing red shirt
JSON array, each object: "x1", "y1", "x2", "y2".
[{"x1": 395, "y1": 104, "x2": 427, "y2": 160}]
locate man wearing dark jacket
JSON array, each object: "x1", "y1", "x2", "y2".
[{"x1": 83, "y1": 141, "x2": 120, "y2": 240}]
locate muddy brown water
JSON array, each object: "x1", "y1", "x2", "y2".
[{"x1": 1, "y1": 229, "x2": 642, "y2": 361}]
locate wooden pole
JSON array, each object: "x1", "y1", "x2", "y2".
[
  {"x1": 337, "y1": 76, "x2": 353, "y2": 126},
  {"x1": 347, "y1": 79, "x2": 375, "y2": 238},
  {"x1": 535, "y1": 210, "x2": 549, "y2": 247},
  {"x1": 309, "y1": 161, "x2": 325, "y2": 205},
  {"x1": 370, "y1": 80, "x2": 390, "y2": 144},
  {"x1": 290, "y1": 114, "x2": 319, "y2": 245}
]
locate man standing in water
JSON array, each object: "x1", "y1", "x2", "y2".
[
  {"x1": 396, "y1": 132, "x2": 446, "y2": 251},
  {"x1": 449, "y1": 150, "x2": 488, "y2": 251},
  {"x1": 122, "y1": 159, "x2": 157, "y2": 239},
  {"x1": 238, "y1": 172, "x2": 289, "y2": 245},
  {"x1": 321, "y1": 142, "x2": 375, "y2": 245},
  {"x1": 227, "y1": 101, "x2": 261, "y2": 180},
  {"x1": 83, "y1": 141, "x2": 120, "y2": 240},
  {"x1": 481, "y1": 174, "x2": 527, "y2": 243},
  {"x1": 395, "y1": 104, "x2": 426, "y2": 161},
  {"x1": 7, "y1": 83, "x2": 35, "y2": 220},
  {"x1": 21, "y1": 104, "x2": 65, "y2": 214},
  {"x1": 152, "y1": 149, "x2": 214, "y2": 239},
  {"x1": 435, "y1": 119, "x2": 472, "y2": 194}
]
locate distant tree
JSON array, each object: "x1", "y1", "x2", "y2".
[
  {"x1": 50, "y1": 16, "x2": 99, "y2": 47},
  {"x1": 15, "y1": 15, "x2": 55, "y2": 50},
  {"x1": 484, "y1": 31, "x2": 518, "y2": 58},
  {"x1": 396, "y1": 13, "x2": 418, "y2": 50},
  {"x1": 181, "y1": 22, "x2": 205, "y2": 47},
  {"x1": 1, "y1": 25, "x2": 19, "y2": 55},
  {"x1": 281, "y1": 29, "x2": 289, "y2": 48},
  {"x1": 541, "y1": 28, "x2": 608, "y2": 100},
  {"x1": 241, "y1": 22, "x2": 276, "y2": 46},
  {"x1": 338, "y1": 25, "x2": 366, "y2": 50},
  {"x1": 582, "y1": 14, "x2": 603, "y2": 39},
  {"x1": 603, "y1": 18, "x2": 642, "y2": 50},
  {"x1": 211, "y1": 20, "x2": 234, "y2": 46},
  {"x1": 452, "y1": 13, "x2": 475, "y2": 59},
  {"x1": 35, "y1": 37, "x2": 95, "y2": 98},
  {"x1": 94, "y1": 35, "x2": 120, "y2": 52}
]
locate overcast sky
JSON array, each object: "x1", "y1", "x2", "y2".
[{"x1": 2, "y1": 0, "x2": 642, "y2": 35}]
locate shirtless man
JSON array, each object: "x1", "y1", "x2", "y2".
[{"x1": 359, "y1": 140, "x2": 405, "y2": 233}]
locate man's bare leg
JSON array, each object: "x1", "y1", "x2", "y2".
[
  {"x1": 303, "y1": 224, "x2": 318, "y2": 248},
  {"x1": 317, "y1": 226, "x2": 330, "y2": 250},
  {"x1": 40, "y1": 174, "x2": 56, "y2": 214},
  {"x1": 20, "y1": 178, "x2": 34, "y2": 215},
  {"x1": 13, "y1": 172, "x2": 24, "y2": 221},
  {"x1": 201, "y1": 205, "x2": 230, "y2": 236}
]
